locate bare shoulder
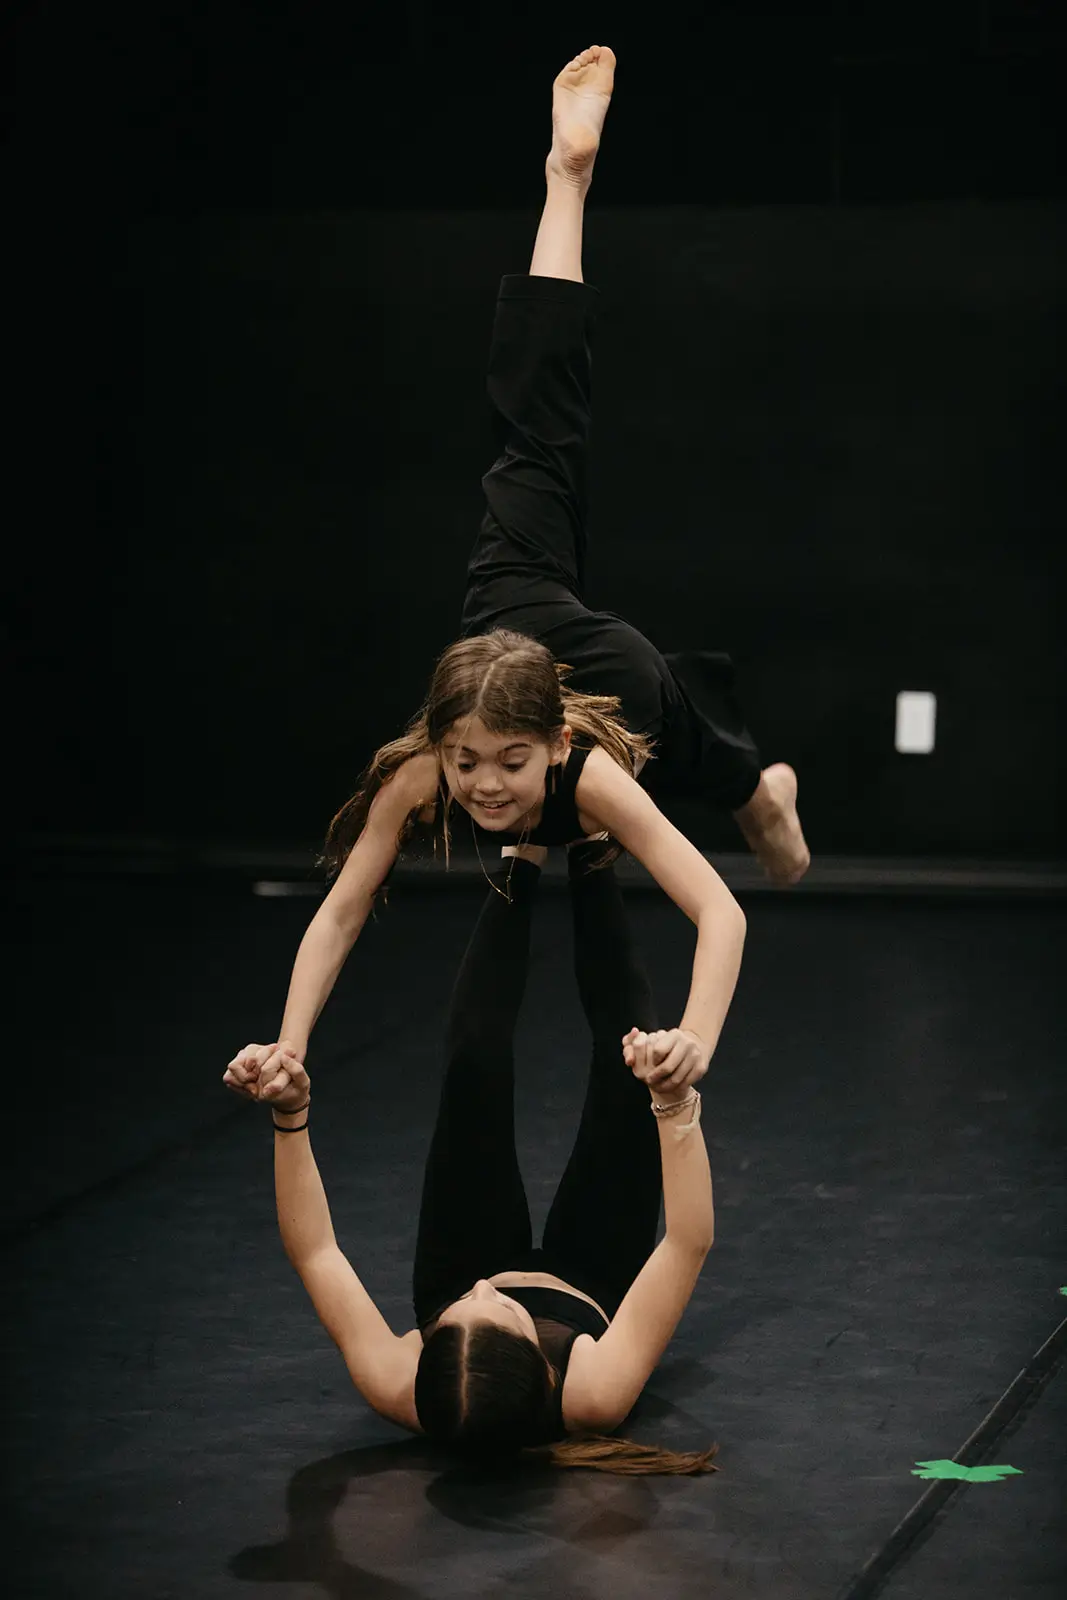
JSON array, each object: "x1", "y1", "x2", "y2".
[
  {"x1": 559, "y1": 1238, "x2": 710, "y2": 1433},
  {"x1": 574, "y1": 743, "x2": 655, "y2": 836},
  {"x1": 577, "y1": 743, "x2": 637, "y2": 792},
  {"x1": 373, "y1": 751, "x2": 441, "y2": 822},
  {"x1": 558, "y1": 1333, "x2": 608, "y2": 1433},
  {"x1": 364, "y1": 1328, "x2": 425, "y2": 1435},
  {"x1": 574, "y1": 746, "x2": 738, "y2": 929}
]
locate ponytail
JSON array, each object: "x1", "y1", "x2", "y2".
[{"x1": 526, "y1": 1433, "x2": 718, "y2": 1477}]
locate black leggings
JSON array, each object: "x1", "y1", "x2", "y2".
[
  {"x1": 412, "y1": 850, "x2": 663, "y2": 1327},
  {"x1": 460, "y1": 273, "x2": 762, "y2": 813}
]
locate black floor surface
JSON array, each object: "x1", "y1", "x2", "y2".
[{"x1": 7, "y1": 875, "x2": 1066, "y2": 1598}]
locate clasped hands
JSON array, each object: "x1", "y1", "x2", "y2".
[
  {"x1": 224, "y1": 1025, "x2": 707, "y2": 1111},
  {"x1": 622, "y1": 1026, "x2": 709, "y2": 1096},
  {"x1": 223, "y1": 1041, "x2": 309, "y2": 1111}
]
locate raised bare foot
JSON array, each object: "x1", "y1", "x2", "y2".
[
  {"x1": 733, "y1": 763, "x2": 811, "y2": 886},
  {"x1": 547, "y1": 45, "x2": 616, "y2": 187}
]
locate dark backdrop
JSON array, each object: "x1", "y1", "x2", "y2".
[{"x1": 12, "y1": 2, "x2": 1066, "y2": 859}]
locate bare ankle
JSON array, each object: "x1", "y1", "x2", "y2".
[
  {"x1": 528, "y1": 178, "x2": 587, "y2": 282},
  {"x1": 733, "y1": 774, "x2": 775, "y2": 825},
  {"x1": 544, "y1": 161, "x2": 591, "y2": 197}
]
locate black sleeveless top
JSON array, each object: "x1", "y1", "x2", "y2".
[
  {"x1": 504, "y1": 1287, "x2": 610, "y2": 1440},
  {"x1": 494, "y1": 744, "x2": 593, "y2": 847},
  {"x1": 504, "y1": 1286, "x2": 609, "y2": 1368}
]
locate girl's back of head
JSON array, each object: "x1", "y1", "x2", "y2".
[
  {"x1": 415, "y1": 1322, "x2": 560, "y2": 1452},
  {"x1": 414, "y1": 1321, "x2": 718, "y2": 1477}
]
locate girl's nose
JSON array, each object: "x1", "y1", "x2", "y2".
[{"x1": 471, "y1": 1279, "x2": 495, "y2": 1301}]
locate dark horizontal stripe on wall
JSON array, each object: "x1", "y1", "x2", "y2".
[{"x1": 16, "y1": 835, "x2": 1067, "y2": 898}]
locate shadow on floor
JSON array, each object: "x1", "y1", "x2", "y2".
[
  {"x1": 231, "y1": 1441, "x2": 438, "y2": 1597},
  {"x1": 230, "y1": 1422, "x2": 690, "y2": 1597}
]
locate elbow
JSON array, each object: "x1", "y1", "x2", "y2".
[
  {"x1": 289, "y1": 1238, "x2": 336, "y2": 1280},
  {"x1": 729, "y1": 897, "x2": 747, "y2": 944},
  {"x1": 700, "y1": 893, "x2": 746, "y2": 946},
  {"x1": 280, "y1": 1228, "x2": 314, "y2": 1272},
  {"x1": 731, "y1": 902, "x2": 747, "y2": 959},
  {"x1": 321, "y1": 888, "x2": 370, "y2": 944},
  {"x1": 690, "y1": 1211, "x2": 715, "y2": 1257},
  {"x1": 668, "y1": 1228, "x2": 714, "y2": 1263}
]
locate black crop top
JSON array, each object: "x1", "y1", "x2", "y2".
[{"x1": 503, "y1": 1287, "x2": 609, "y2": 1439}]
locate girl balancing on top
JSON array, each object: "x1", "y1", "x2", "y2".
[
  {"x1": 224, "y1": 44, "x2": 807, "y2": 1469},
  {"x1": 229, "y1": 40, "x2": 809, "y2": 1092}
]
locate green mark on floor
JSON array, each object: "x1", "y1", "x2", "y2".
[{"x1": 912, "y1": 1460, "x2": 1023, "y2": 1482}]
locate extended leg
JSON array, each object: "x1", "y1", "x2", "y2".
[
  {"x1": 530, "y1": 45, "x2": 615, "y2": 282},
  {"x1": 461, "y1": 47, "x2": 616, "y2": 631},
  {"x1": 541, "y1": 847, "x2": 663, "y2": 1313},
  {"x1": 411, "y1": 861, "x2": 541, "y2": 1326}
]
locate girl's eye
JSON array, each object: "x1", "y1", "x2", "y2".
[{"x1": 456, "y1": 761, "x2": 525, "y2": 773}]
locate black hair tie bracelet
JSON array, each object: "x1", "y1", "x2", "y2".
[{"x1": 272, "y1": 1098, "x2": 310, "y2": 1132}]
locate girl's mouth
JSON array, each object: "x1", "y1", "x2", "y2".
[{"x1": 476, "y1": 800, "x2": 511, "y2": 812}]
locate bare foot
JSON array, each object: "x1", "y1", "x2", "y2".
[
  {"x1": 547, "y1": 45, "x2": 616, "y2": 186},
  {"x1": 733, "y1": 764, "x2": 811, "y2": 886}
]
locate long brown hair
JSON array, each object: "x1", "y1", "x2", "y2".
[
  {"x1": 322, "y1": 630, "x2": 653, "y2": 881},
  {"x1": 414, "y1": 1324, "x2": 717, "y2": 1479},
  {"x1": 529, "y1": 1435, "x2": 718, "y2": 1476}
]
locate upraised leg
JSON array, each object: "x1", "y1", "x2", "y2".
[
  {"x1": 528, "y1": 46, "x2": 616, "y2": 284},
  {"x1": 540, "y1": 845, "x2": 663, "y2": 1311},
  {"x1": 461, "y1": 48, "x2": 615, "y2": 630},
  {"x1": 411, "y1": 861, "x2": 542, "y2": 1326}
]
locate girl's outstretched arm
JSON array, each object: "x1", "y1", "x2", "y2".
[
  {"x1": 574, "y1": 746, "x2": 747, "y2": 1081},
  {"x1": 280, "y1": 751, "x2": 440, "y2": 1055},
  {"x1": 223, "y1": 1053, "x2": 422, "y2": 1430},
  {"x1": 566, "y1": 1033, "x2": 713, "y2": 1432},
  {"x1": 227, "y1": 752, "x2": 439, "y2": 1080}
]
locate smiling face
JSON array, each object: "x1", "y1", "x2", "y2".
[
  {"x1": 439, "y1": 715, "x2": 571, "y2": 832},
  {"x1": 434, "y1": 1280, "x2": 540, "y2": 1344}
]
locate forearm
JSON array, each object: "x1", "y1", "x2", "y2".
[
  {"x1": 279, "y1": 898, "x2": 372, "y2": 1055},
  {"x1": 656, "y1": 1094, "x2": 714, "y2": 1253},
  {"x1": 273, "y1": 1111, "x2": 336, "y2": 1265},
  {"x1": 679, "y1": 904, "x2": 746, "y2": 1061}
]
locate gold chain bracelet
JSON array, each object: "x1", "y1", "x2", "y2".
[{"x1": 651, "y1": 1089, "x2": 700, "y2": 1120}]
